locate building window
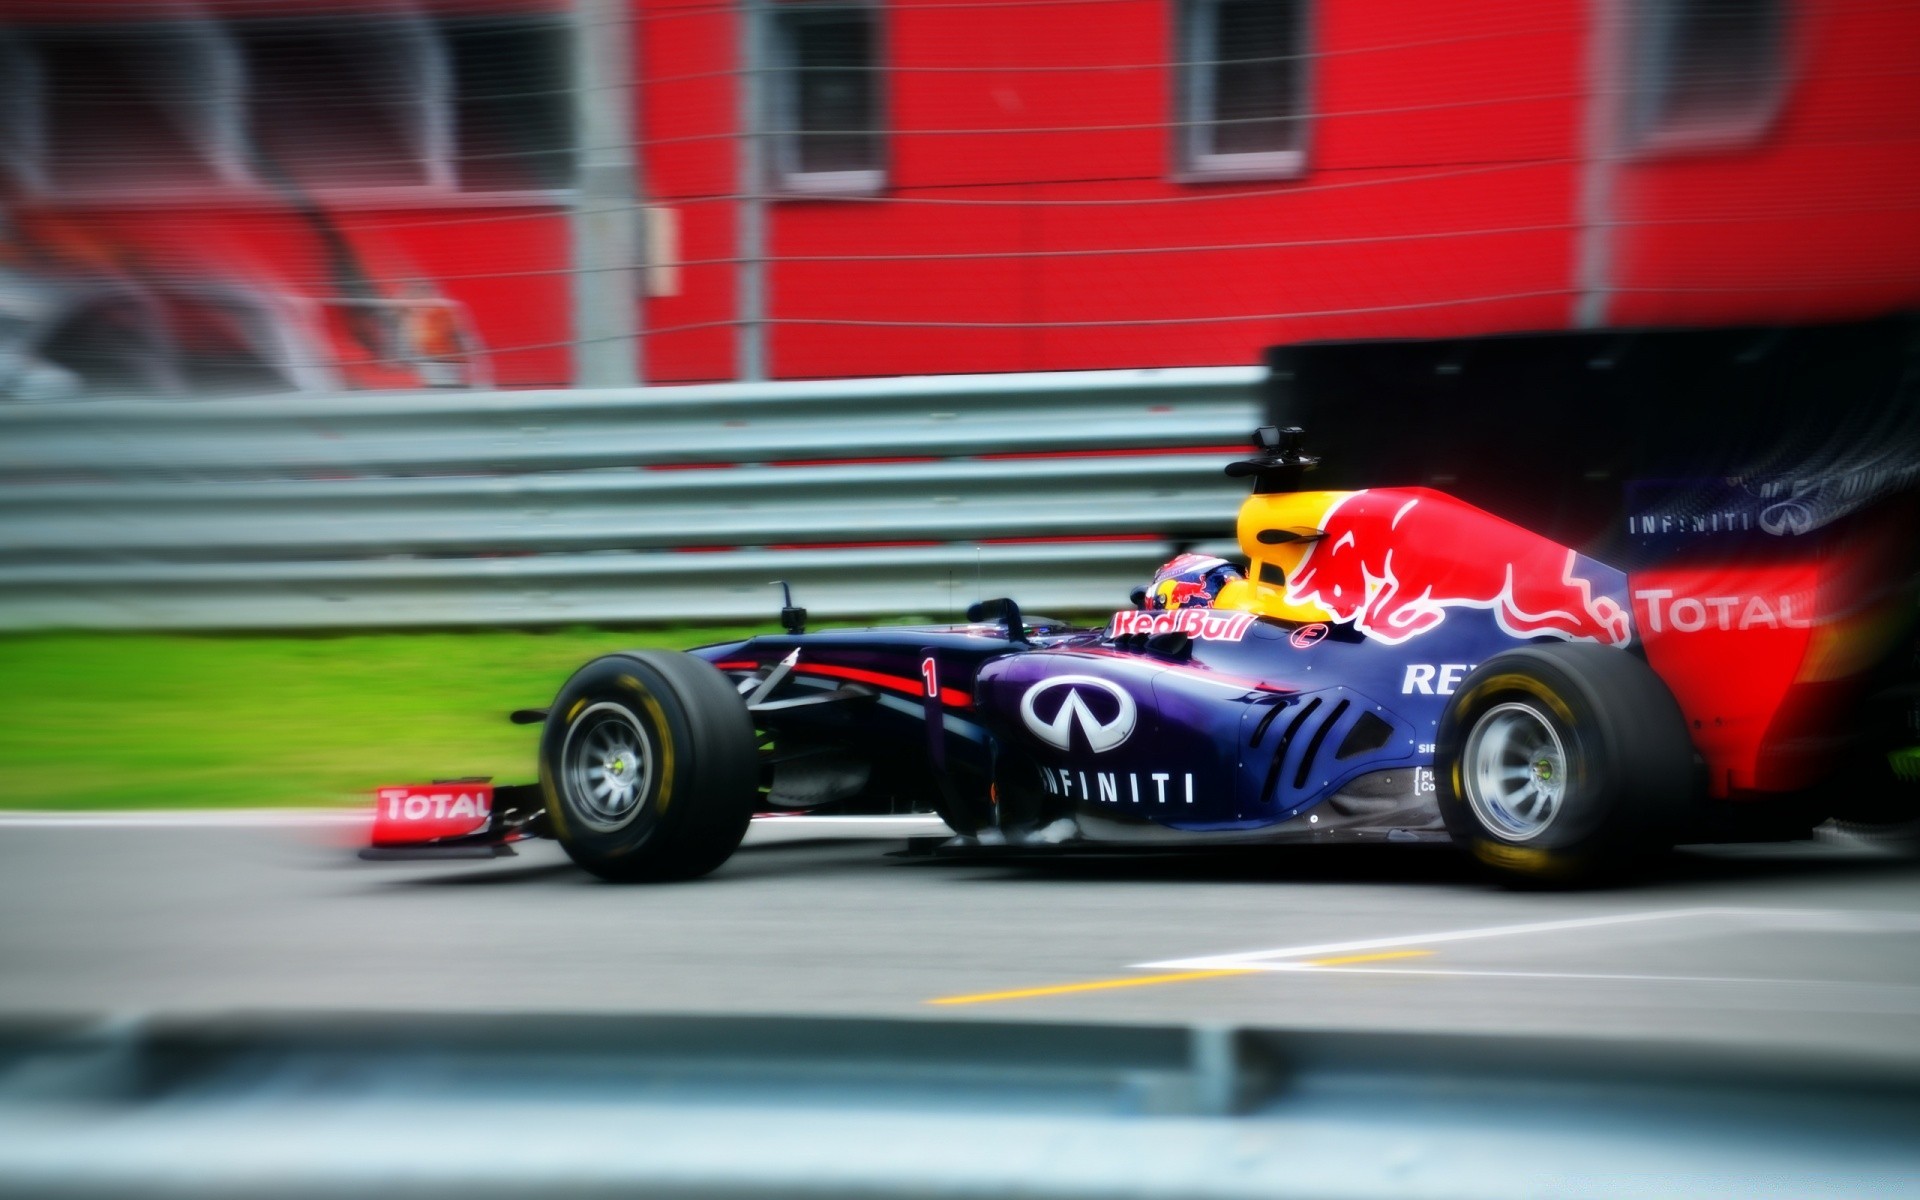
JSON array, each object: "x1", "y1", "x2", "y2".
[
  {"x1": 32, "y1": 22, "x2": 246, "y2": 192},
  {"x1": 236, "y1": 17, "x2": 451, "y2": 190},
  {"x1": 0, "y1": 34, "x2": 44, "y2": 191},
  {"x1": 240, "y1": 15, "x2": 574, "y2": 193},
  {"x1": 768, "y1": 3, "x2": 884, "y2": 195},
  {"x1": 1177, "y1": 0, "x2": 1309, "y2": 180},
  {"x1": 7, "y1": 12, "x2": 568, "y2": 196},
  {"x1": 1631, "y1": 0, "x2": 1789, "y2": 151},
  {"x1": 444, "y1": 18, "x2": 575, "y2": 192},
  {"x1": 3, "y1": 15, "x2": 573, "y2": 198}
]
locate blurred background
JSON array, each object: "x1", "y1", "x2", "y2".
[
  {"x1": 0, "y1": 0, "x2": 1915, "y2": 394},
  {"x1": 1, "y1": 6, "x2": 1920, "y2": 1194}
]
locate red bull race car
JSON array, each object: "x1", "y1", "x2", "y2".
[{"x1": 367, "y1": 425, "x2": 1920, "y2": 884}]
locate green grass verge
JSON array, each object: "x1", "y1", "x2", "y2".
[{"x1": 0, "y1": 627, "x2": 771, "y2": 810}]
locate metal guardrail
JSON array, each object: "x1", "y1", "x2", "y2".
[
  {"x1": 0, "y1": 542, "x2": 1241, "y2": 630},
  {"x1": 0, "y1": 367, "x2": 1264, "y2": 477},
  {"x1": 0, "y1": 367, "x2": 1262, "y2": 629},
  {"x1": 2, "y1": 1012, "x2": 1915, "y2": 1198},
  {"x1": 3, "y1": 456, "x2": 1244, "y2": 559}
]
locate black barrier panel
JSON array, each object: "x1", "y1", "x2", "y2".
[{"x1": 1263, "y1": 317, "x2": 1920, "y2": 558}]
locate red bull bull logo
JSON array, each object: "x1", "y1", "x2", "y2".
[
  {"x1": 1154, "y1": 578, "x2": 1209, "y2": 608},
  {"x1": 1283, "y1": 490, "x2": 1632, "y2": 646}
]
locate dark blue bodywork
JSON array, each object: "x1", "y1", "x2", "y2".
[{"x1": 689, "y1": 569, "x2": 1628, "y2": 845}]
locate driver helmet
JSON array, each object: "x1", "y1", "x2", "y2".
[{"x1": 1137, "y1": 552, "x2": 1244, "y2": 611}]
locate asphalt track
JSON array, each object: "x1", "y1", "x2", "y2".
[{"x1": 2, "y1": 813, "x2": 1919, "y2": 1063}]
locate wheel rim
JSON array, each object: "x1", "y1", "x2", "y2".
[
  {"x1": 1463, "y1": 700, "x2": 1568, "y2": 842},
  {"x1": 561, "y1": 702, "x2": 656, "y2": 832}
]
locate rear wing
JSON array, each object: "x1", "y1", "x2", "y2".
[{"x1": 1262, "y1": 316, "x2": 1920, "y2": 563}]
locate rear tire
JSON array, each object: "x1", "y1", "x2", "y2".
[
  {"x1": 1435, "y1": 643, "x2": 1696, "y2": 885},
  {"x1": 540, "y1": 651, "x2": 757, "y2": 882}
]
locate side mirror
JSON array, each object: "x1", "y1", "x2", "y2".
[
  {"x1": 966, "y1": 597, "x2": 1029, "y2": 645},
  {"x1": 772, "y1": 580, "x2": 807, "y2": 635}
]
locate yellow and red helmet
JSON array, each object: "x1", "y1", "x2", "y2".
[{"x1": 1140, "y1": 553, "x2": 1244, "y2": 611}]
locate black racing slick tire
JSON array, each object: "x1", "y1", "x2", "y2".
[
  {"x1": 1435, "y1": 643, "x2": 1696, "y2": 885},
  {"x1": 539, "y1": 651, "x2": 757, "y2": 882}
]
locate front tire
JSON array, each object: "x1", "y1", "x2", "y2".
[
  {"x1": 1436, "y1": 643, "x2": 1696, "y2": 884},
  {"x1": 540, "y1": 651, "x2": 757, "y2": 882}
]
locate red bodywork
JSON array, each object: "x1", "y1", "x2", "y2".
[
  {"x1": 1632, "y1": 537, "x2": 1914, "y2": 799},
  {"x1": 371, "y1": 784, "x2": 495, "y2": 847},
  {"x1": 1634, "y1": 563, "x2": 1823, "y2": 795}
]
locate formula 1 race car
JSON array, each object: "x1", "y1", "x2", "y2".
[{"x1": 367, "y1": 425, "x2": 1920, "y2": 884}]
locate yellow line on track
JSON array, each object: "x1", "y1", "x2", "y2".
[
  {"x1": 926, "y1": 949, "x2": 1434, "y2": 1006},
  {"x1": 927, "y1": 969, "x2": 1256, "y2": 1006},
  {"x1": 1301, "y1": 949, "x2": 1435, "y2": 968}
]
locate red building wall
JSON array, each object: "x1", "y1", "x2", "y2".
[
  {"x1": 639, "y1": 0, "x2": 1920, "y2": 383},
  {"x1": 7, "y1": 0, "x2": 1917, "y2": 388},
  {"x1": 1609, "y1": 0, "x2": 1920, "y2": 327},
  {"x1": 637, "y1": 0, "x2": 743, "y2": 381}
]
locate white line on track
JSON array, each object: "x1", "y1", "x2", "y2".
[
  {"x1": 1139, "y1": 907, "x2": 1920, "y2": 971},
  {"x1": 1218, "y1": 965, "x2": 1920, "y2": 992},
  {"x1": 745, "y1": 814, "x2": 952, "y2": 844},
  {"x1": 0, "y1": 809, "x2": 367, "y2": 828},
  {"x1": 0, "y1": 809, "x2": 953, "y2": 843}
]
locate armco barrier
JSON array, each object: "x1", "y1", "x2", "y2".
[
  {"x1": 0, "y1": 367, "x2": 1262, "y2": 628},
  {"x1": 2, "y1": 1012, "x2": 1915, "y2": 1198}
]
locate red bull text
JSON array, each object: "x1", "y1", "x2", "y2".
[{"x1": 1109, "y1": 609, "x2": 1256, "y2": 641}]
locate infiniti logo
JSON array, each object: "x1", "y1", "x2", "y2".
[
  {"x1": 1019, "y1": 675, "x2": 1137, "y2": 754},
  {"x1": 1759, "y1": 497, "x2": 1816, "y2": 536}
]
